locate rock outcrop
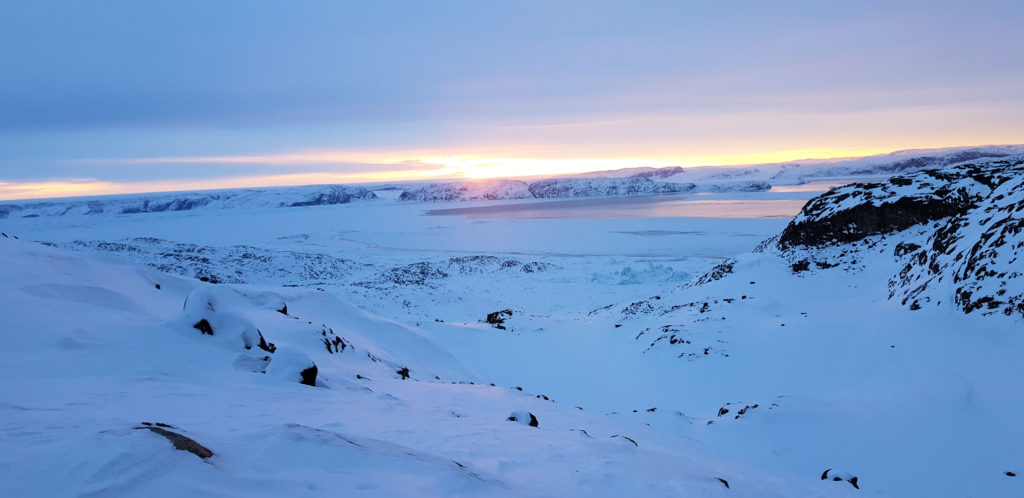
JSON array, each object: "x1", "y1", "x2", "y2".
[{"x1": 777, "y1": 159, "x2": 1024, "y2": 318}]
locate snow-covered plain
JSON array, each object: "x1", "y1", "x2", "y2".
[{"x1": 1, "y1": 150, "x2": 1023, "y2": 497}]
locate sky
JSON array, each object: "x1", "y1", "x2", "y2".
[{"x1": 1, "y1": 0, "x2": 1023, "y2": 200}]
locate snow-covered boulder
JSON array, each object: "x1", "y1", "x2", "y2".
[
  {"x1": 181, "y1": 288, "x2": 263, "y2": 351},
  {"x1": 506, "y1": 410, "x2": 538, "y2": 427},
  {"x1": 265, "y1": 348, "x2": 318, "y2": 386}
]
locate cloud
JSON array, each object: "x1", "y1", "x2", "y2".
[{"x1": 0, "y1": 179, "x2": 121, "y2": 200}]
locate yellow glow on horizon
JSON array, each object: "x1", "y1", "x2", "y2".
[
  {"x1": 0, "y1": 169, "x2": 450, "y2": 201},
  {"x1": 1, "y1": 143, "x2": 1000, "y2": 201},
  {"x1": 0, "y1": 180, "x2": 121, "y2": 200}
]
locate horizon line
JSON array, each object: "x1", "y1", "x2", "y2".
[{"x1": 2, "y1": 143, "x2": 1020, "y2": 202}]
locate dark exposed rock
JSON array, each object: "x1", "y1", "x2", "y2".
[
  {"x1": 321, "y1": 330, "x2": 349, "y2": 354},
  {"x1": 717, "y1": 478, "x2": 730, "y2": 489},
  {"x1": 893, "y1": 242, "x2": 921, "y2": 257},
  {"x1": 193, "y1": 319, "x2": 214, "y2": 335},
  {"x1": 610, "y1": 434, "x2": 638, "y2": 447},
  {"x1": 276, "y1": 304, "x2": 287, "y2": 315},
  {"x1": 485, "y1": 309, "x2": 513, "y2": 330},
  {"x1": 135, "y1": 424, "x2": 213, "y2": 459},
  {"x1": 683, "y1": 259, "x2": 735, "y2": 288},
  {"x1": 396, "y1": 367, "x2": 410, "y2": 380},
  {"x1": 779, "y1": 161, "x2": 1024, "y2": 248},
  {"x1": 256, "y1": 330, "x2": 276, "y2": 353},
  {"x1": 781, "y1": 195, "x2": 973, "y2": 248},
  {"x1": 299, "y1": 364, "x2": 318, "y2": 386}
]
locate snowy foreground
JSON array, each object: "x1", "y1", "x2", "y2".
[{"x1": 1, "y1": 156, "x2": 1023, "y2": 497}]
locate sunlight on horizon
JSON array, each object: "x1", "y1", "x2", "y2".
[{"x1": 0, "y1": 144, "x2": 981, "y2": 201}]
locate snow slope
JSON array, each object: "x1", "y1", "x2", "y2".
[
  {"x1": 572, "y1": 158, "x2": 1024, "y2": 496},
  {"x1": 0, "y1": 236, "x2": 834, "y2": 497}
]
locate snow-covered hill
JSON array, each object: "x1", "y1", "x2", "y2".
[
  {"x1": 773, "y1": 158, "x2": 1024, "y2": 318},
  {"x1": 578, "y1": 157, "x2": 1024, "y2": 496},
  {"x1": 397, "y1": 179, "x2": 535, "y2": 202},
  {"x1": 0, "y1": 184, "x2": 377, "y2": 218},
  {"x1": 0, "y1": 235, "x2": 839, "y2": 497},
  {"x1": 397, "y1": 176, "x2": 698, "y2": 202}
]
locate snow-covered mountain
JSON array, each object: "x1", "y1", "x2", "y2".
[
  {"x1": 4, "y1": 145, "x2": 1022, "y2": 214},
  {"x1": 525, "y1": 176, "x2": 694, "y2": 198},
  {"x1": 397, "y1": 179, "x2": 535, "y2": 202},
  {"x1": 0, "y1": 184, "x2": 377, "y2": 218},
  {"x1": 398, "y1": 176, "x2": 697, "y2": 202}
]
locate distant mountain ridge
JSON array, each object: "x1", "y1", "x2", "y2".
[
  {"x1": 3, "y1": 144, "x2": 1022, "y2": 216},
  {"x1": 0, "y1": 185, "x2": 377, "y2": 219},
  {"x1": 398, "y1": 177, "x2": 699, "y2": 202}
]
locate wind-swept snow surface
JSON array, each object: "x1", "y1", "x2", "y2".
[{"x1": 0, "y1": 238, "x2": 831, "y2": 497}]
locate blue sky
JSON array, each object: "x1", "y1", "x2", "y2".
[{"x1": 2, "y1": 1, "x2": 1023, "y2": 199}]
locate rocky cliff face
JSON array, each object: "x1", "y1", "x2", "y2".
[
  {"x1": 777, "y1": 158, "x2": 1024, "y2": 318},
  {"x1": 778, "y1": 161, "x2": 1022, "y2": 247},
  {"x1": 892, "y1": 173, "x2": 1024, "y2": 317}
]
